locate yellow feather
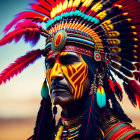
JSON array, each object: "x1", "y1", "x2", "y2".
[
  {"x1": 56, "y1": 4, "x2": 59, "y2": 16},
  {"x1": 96, "y1": 10, "x2": 107, "y2": 20},
  {"x1": 68, "y1": 0, "x2": 73, "y2": 8},
  {"x1": 108, "y1": 39, "x2": 121, "y2": 45},
  {"x1": 51, "y1": 8, "x2": 55, "y2": 18},
  {"x1": 108, "y1": 31, "x2": 120, "y2": 37},
  {"x1": 59, "y1": 2, "x2": 63, "y2": 14},
  {"x1": 82, "y1": 0, "x2": 89, "y2": 6},
  {"x1": 110, "y1": 47, "x2": 122, "y2": 53},
  {"x1": 81, "y1": 0, "x2": 86, "y2": 2},
  {"x1": 91, "y1": 2, "x2": 100, "y2": 10},
  {"x1": 73, "y1": 0, "x2": 81, "y2": 7},
  {"x1": 63, "y1": 0, "x2": 68, "y2": 11},
  {"x1": 85, "y1": 0, "x2": 94, "y2": 7}
]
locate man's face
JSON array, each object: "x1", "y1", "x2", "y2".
[{"x1": 45, "y1": 51, "x2": 90, "y2": 105}]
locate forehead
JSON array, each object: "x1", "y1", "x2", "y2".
[{"x1": 46, "y1": 51, "x2": 80, "y2": 60}]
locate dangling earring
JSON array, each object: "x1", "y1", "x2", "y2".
[
  {"x1": 89, "y1": 74, "x2": 97, "y2": 96},
  {"x1": 41, "y1": 79, "x2": 49, "y2": 98},
  {"x1": 96, "y1": 75, "x2": 106, "y2": 108}
]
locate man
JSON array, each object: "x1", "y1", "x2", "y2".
[{"x1": 0, "y1": 0, "x2": 140, "y2": 140}]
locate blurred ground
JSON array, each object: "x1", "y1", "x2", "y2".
[
  {"x1": 0, "y1": 115, "x2": 139, "y2": 140},
  {"x1": 0, "y1": 117, "x2": 35, "y2": 140}
]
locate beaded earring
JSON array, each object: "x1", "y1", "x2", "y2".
[
  {"x1": 89, "y1": 74, "x2": 97, "y2": 96},
  {"x1": 96, "y1": 75, "x2": 106, "y2": 108}
]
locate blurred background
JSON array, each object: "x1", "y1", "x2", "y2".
[{"x1": 0, "y1": 0, "x2": 140, "y2": 140}]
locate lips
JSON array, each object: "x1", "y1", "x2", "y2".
[{"x1": 51, "y1": 85, "x2": 70, "y2": 93}]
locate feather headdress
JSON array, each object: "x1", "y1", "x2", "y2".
[
  {"x1": 0, "y1": 0, "x2": 140, "y2": 139},
  {"x1": 0, "y1": 0, "x2": 140, "y2": 109}
]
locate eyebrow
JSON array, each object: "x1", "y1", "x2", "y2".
[
  {"x1": 45, "y1": 56, "x2": 55, "y2": 63},
  {"x1": 60, "y1": 53, "x2": 79, "y2": 59}
]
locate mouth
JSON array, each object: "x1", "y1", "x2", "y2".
[{"x1": 50, "y1": 85, "x2": 71, "y2": 95}]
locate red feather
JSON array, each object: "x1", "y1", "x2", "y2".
[
  {"x1": 36, "y1": 0, "x2": 55, "y2": 7},
  {"x1": 114, "y1": 82, "x2": 123, "y2": 101},
  {"x1": 3, "y1": 11, "x2": 49, "y2": 33},
  {"x1": 0, "y1": 20, "x2": 41, "y2": 46},
  {"x1": 126, "y1": 9, "x2": 140, "y2": 17},
  {"x1": 122, "y1": 2, "x2": 140, "y2": 12},
  {"x1": 108, "y1": 77, "x2": 115, "y2": 93},
  {"x1": 0, "y1": 49, "x2": 42, "y2": 85},
  {"x1": 30, "y1": 3, "x2": 50, "y2": 17},
  {"x1": 128, "y1": 80, "x2": 140, "y2": 109},
  {"x1": 123, "y1": 81, "x2": 137, "y2": 107},
  {"x1": 115, "y1": 0, "x2": 137, "y2": 5},
  {"x1": 36, "y1": 0, "x2": 52, "y2": 11}
]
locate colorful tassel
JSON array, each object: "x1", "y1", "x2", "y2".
[
  {"x1": 89, "y1": 74, "x2": 97, "y2": 95},
  {"x1": 41, "y1": 79, "x2": 49, "y2": 98},
  {"x1": 96, "y1": 76, "x2": 106, "y2": 108}
]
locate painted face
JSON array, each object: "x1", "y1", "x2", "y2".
[{"x1": 45, "y1": 51, "x2": 90, "y2": 105}]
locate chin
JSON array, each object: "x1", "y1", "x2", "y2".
[{"x1": 52, "y1": 96, "x2": 74, "y2": 106}]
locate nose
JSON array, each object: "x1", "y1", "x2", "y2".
[{"x1": 51, "y1": 62, "x2": 64, "y2": 80}]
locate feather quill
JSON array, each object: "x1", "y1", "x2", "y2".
[{"x1": 0, "y1": 49, "x2": 42, "y2": 85}]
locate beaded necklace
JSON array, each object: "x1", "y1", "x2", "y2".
[{"x1": 54, "y1": 115, "x2": 83, "y2": 140}]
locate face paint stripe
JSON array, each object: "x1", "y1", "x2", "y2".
[
  {"x1": 55, "y1": 64, "x2": 59, "y2": 71},
  {"x1": 75, "y1": 65, "x2": 88, "y2": 99},
  {"x1": 74, "y1": 68, "x2": 86, "y2": 84},
  {"x1": 71, "y1": 66, "x2": 85, "y2": 81},
  {"x1": 46, "y1": 52, "x2": 89, "y2": 101},
  {"x1": 68, "y1": 65, "x2": 74, "y2": 75},
  {"x1": 70, "y1": 65, "x2": 76, "y2": 73},
  {"x1": 75, "y1": 73, "x2": 85, "y2": 85},
  {"x1": 77, "y1": 63, "x2": 84, "y2": 70},
  {"x1": 70, "y1": 63, "x2": 85, "y2": 79},
  {"x1": 75, "y1": 75, "x2": 84, "y2": 99},
  {"x1": 66, "y1": 66, "x2": 72, "y2": 77},
  {"x1": 80, "y1": 74, "x2": 87, "y2": 98}
]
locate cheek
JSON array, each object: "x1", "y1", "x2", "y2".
[{"x1": 62, "y1": 62, "x2": 88, "y2": 100}]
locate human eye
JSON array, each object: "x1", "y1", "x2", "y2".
[
  {"x1": 60, "y1": 54, "x2": 80, "y2": 65},
  {"x1": 45, "y1": 58, "x2": 55, "y2": 69}
]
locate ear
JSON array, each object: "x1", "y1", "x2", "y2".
[{"x1": 95, "y1": 61, "x2": 107, "y2": 78}]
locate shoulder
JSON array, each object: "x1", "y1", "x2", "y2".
[{"x1": 103, "y1": 115, "x2": 140, "y2": 140}]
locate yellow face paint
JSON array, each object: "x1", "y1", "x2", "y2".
[{"x1": 46, "y1": 52, "x2": 88, "y2": 100}]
